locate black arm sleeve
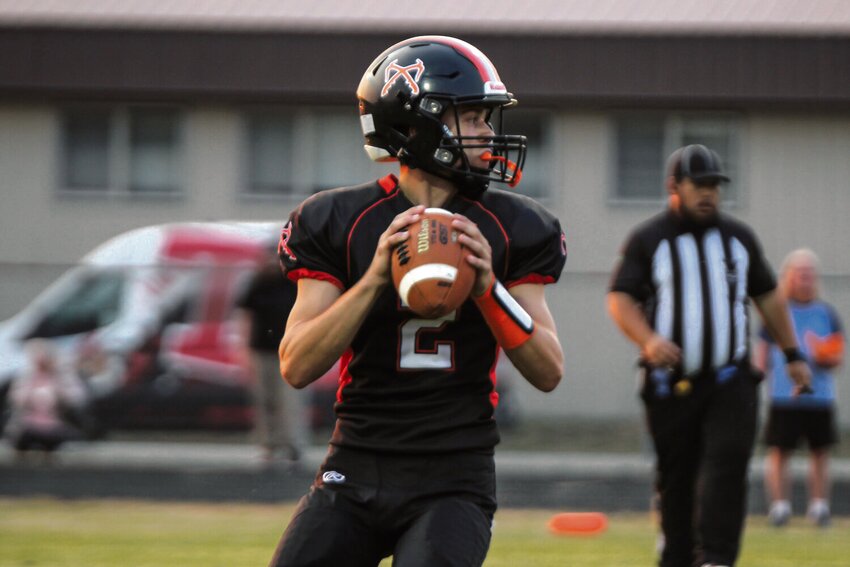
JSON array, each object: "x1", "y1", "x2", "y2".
[
  {"x1": 278, "y1": 193, "x2": 347, "y2": 288},
  {"x1": 609, "y1": 230, "x2": 652, "y2": 302},
  {"x1": 504, "y1": 205, "x2": 567, "y2": 285},
  {"x1": 742, "y1": 226, "x2": 776, "y2": 298}
]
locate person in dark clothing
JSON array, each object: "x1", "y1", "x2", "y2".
[
  {"x1": 238, "y1": 251, "x2": 306, "y2": 465},
  {"x1": 607, "y1": 144, "x2": 811, "y2": 567}
]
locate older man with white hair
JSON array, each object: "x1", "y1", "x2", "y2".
[{"x1": 757, "y1": 248, "x2": 845, "y2": 527}]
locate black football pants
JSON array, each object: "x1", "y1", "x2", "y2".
[
  {"x1": 269, "y1": 445, "x2": 496, "y2": 567},
  {"x1": 642, "y1": 366, "x2": 759, "y2": 567}
]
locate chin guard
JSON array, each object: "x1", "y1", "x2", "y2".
[{"x1": 481, "y1": 151, "x2": 523, "y2": 188}]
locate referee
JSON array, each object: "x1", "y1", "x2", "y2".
[{"x1": 607, "y1": 144, "x2": 811, "y2": 567}]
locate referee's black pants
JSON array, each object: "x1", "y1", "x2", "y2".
[{"x1": 641, "y1": 365, "x2": 759, "y2": 567}]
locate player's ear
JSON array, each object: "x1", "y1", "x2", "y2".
[
  {"x1": 665, "y1": 176, "x2": 680, "y2": 208},
  {"x1": 665, "y1": 175, "x2": 678, "y2": 196}
]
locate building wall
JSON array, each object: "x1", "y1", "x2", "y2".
[
  {"x1": 0, "y1": 103, "x2": 306, "y2": 265},
  {"x1": 2, "y1": 103, "x2": 849, "y2": 424}
]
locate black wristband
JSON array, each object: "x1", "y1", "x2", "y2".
[{"x1": 783, "y1": 347, "x2": 805, "y2": 364}]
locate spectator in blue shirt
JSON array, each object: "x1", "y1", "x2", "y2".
[{"x1": 756, "y1": 249, "x2": 845, "y2": 527}]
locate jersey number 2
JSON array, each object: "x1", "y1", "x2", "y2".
[{"x1": 398, "y1": 311, "x2": 457, "y2": 370}]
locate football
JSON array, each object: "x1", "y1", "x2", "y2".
[{"x1": 391, "y1": 208, "x2": 476, "y2": 319}]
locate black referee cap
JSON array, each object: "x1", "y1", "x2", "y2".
[{"x1": 667, "y1": 144, "x2": 730, "y2": 184}]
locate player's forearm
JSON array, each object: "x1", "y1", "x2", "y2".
[
  {"x1": 279, "y1": 277, "x2": 385, "y2": 388},
  {"x1": 479, "y1": 281, "x2": 563, "y2": 392},
  {"x1": 505, "y1": 326, "x2": 563, "y2": 392},
  {"x1": 753, "y1": 340, "x2": 769, "y2": 373}
]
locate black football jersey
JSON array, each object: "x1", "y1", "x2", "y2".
[{"x1": 279, "y1": 175, "x2": 566, "y2": 453}]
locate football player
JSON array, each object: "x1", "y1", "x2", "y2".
[{"x1": 270, "y1": 36, "x2": 567, "y2": 567}]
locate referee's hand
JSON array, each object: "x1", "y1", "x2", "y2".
[
  {"x1": 642, "y1": 334, "x2": 681, "y2": 368},
  {"x1": 787, "y1": 360, "x2": 813, "y2": 396}
]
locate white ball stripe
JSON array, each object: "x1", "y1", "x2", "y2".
[
  {"x1": 398, "y1": 263, "x2": 457, "y2": 305},
  {"x1": 422, "y1": 207, "x2": 453, "y2": 217}
]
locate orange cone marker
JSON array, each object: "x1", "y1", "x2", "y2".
[{"x1": 548, "y1": 512, "x2": 608, "y2": 536}]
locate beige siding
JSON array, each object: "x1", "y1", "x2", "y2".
[
  {"x1": 0, "y1": 106, "x2": 56, "y2": 263},
  {"x1": 2, "y1": 104, "x2": 849, "y2": 425},
  {"x1": 0, "y1": 105, "x2": 304, "y2": 265},
  {"x1": 748, "y1": 115, "x2": 850, "y2": 274}
]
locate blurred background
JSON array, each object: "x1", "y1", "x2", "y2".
[{"x1": 0, "y1": 0, "x2": 849, "y2": 455}]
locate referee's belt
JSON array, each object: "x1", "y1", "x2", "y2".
[{"x1": 640, "y1": 361, "x2": 758, "y2": 397}]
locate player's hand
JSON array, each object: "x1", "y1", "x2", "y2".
[
  {"x1": 363, "y1": 205, "x2": 425, "y2": 286},
  {"x1": 787, "y1": 359, "x2": 813, "y2": 396},
  {"x1": 642, "y1": 334, "x2": 681, "y2": 368},
  {"x1": 451, "y1": 214, "x2": 493, "y2": 296}
]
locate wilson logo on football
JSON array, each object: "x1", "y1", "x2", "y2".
[{"x1": 381, "y1": 58, "x2": 425, "y2": 97}]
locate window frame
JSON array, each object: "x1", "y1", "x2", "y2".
[
  {"x1": 238, "y1": 105, "x2": 556, "y2": 201},
  {"x1": 502, "y1": 107, "x2": 555, "y2": 203},
  {"x1": 239, "y1": 107, "x2": 302, "y2": 198},
  {"x1": 608, "y1": 110, "x2": 744, "y2": 208},
  {"x1": 56, "y1": 104, "x2": 185, "y2": 198}
]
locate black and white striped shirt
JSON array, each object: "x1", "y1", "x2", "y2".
[{"x1": 610, "y1": 210, "x2": 776, "y2": 376}]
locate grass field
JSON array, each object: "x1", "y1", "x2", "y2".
[{"x1": 1, "y1": 498, "x2": 847, "y2": 566}]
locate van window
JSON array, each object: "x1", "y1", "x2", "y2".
[{"x1": 30, "y1": 271, "x2": 125, "y2": 338}]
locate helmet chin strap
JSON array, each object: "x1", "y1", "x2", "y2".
[
  {"x1": 415, "y1": 150, "x2": 522, "y2": 198},
  {"x1": 433, "y1": 162, "x2": 490, "y2": 198}
]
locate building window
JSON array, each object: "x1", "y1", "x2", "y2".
[
  {"x1": 129, "y1": 109, "x2": 180, "y2": 193},
  {"x1": 62, "y1": 110, "x2": 111, "y2": 190},
  {"x1": 244, "y1": 113, "x2": 296, "y2": 194},
  {"x1": 243, "y1": 107, "x2": 387, "y2": 197},
  {"x1": 309, "y1": 108, "x2": 388, "y2": 193},
  {"x1": 613, "y1": 112, "x2": 742, "y2": 203},
  {"x1": 506, "y1": 109, "x2": 552, "y2": 200},
  {"x1": 242, "y1": 107, "x2": 553, "y2": 198},
  {"x1": 59, "y1": 106, "x2": 183, "y2": 195}
]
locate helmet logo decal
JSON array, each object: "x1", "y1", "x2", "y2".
[
  {"x1": 484, "y1": 80, "x2": 507, "y2": 94},
  {"x1": 381, "y1": 58, "x2": 425, "y2": 97}
]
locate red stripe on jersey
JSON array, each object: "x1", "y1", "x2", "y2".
[
  {"x1": 336, "y1": 349, "x2": 354, "y2": 403},
  {"x1": 506, "y1": 274, "x2": 556, "y2": 288},
  {"x1": 287, "y1": 268, "x2": 344, "y2": 290},
  {"x1": 489, "y1": 346, "x2": 501, "y2": 408},
  {"x1": 461, "y1": 196, "x2": 511, "y2": 280},
  {"x1": 346, "y1": 191, "x2": 400, "y2": 280},
  {"x1": 378, "y1": 174, "x2": 398, "y2": 194}
]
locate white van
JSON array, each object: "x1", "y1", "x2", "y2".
[{"x1": 0, "y1": 221, "x2": 279, "y2": 431}]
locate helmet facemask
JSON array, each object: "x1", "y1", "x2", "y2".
[
  {"x1": 399, "y1": 97, "x2": 526, "y2": 197},
  {"x1": 438, "y1": 103, "x2": 526, "y2": 190},
  {"x1": 357, "y1": 36, "x2": 528, "y2": 198}
]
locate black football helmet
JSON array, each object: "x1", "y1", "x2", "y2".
[{"x1": 357, "y1": 35, "x2": 527, "y2": 197}]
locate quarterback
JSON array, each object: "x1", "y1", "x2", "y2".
[{"x1": 270, "y1": 35, "x2": 567, "y2": 567}]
